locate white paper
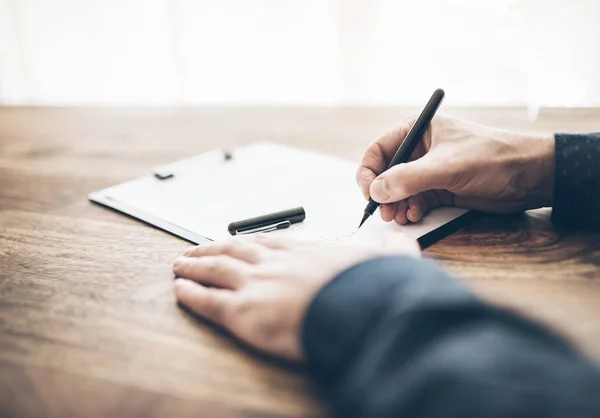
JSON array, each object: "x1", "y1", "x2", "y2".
[{"x1": 97, "y1": 143, "x2": 468, "y2": 244}]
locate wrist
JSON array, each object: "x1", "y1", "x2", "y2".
[
  {"x1": 532, "y1": 134, "x2": 555, "y2": 207},
  {"x1": 509, "y1": 132, "x2": 555, "y2": 209}
]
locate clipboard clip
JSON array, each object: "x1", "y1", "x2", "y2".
[
  {"x1": 228, "y1": 207, "x2": 305, "y2": 236},
  {"x1": 238, "y1": 220, "x2": 291, "y2": 234},
  {"x1": 153, "y1": 149, "x2": 234, "y2": 180}
]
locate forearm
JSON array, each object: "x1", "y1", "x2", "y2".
[{"x1": 302, "y1": 256, "x2": 600, "y2": 418}]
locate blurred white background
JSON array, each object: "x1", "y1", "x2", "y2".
[{"x1": 1, "y1": 0, "x2": 599, "y2": 107}]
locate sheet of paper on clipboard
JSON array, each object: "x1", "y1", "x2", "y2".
[{"x1": 89, "y1": 143, "x2": 471, "y2": 247}]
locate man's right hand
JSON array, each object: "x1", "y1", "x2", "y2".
[{"x1": 356, "y1": 115, "x2": 556, "y2": 224}]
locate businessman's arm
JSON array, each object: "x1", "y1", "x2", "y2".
[
  {"x1": 303, "y1": 256, "x2": 600, "y2": 417},
  {"x1": 357, "y1": 116, "x2": 600, "y2": 229},
  {"x1": 172, "y1": 234, "x2": 600, "y2": 418}
]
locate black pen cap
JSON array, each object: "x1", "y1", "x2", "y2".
[{"x1": 228, "y1": 207, "x2": 306, "y2": 235}]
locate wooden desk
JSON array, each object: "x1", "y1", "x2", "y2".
[{"x1": 1, "y1": 107, "x2": 599, "y2": 417}]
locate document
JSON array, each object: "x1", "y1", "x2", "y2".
[{"x1": 91, "y1": 143, "x2": 468, "y2": 245}]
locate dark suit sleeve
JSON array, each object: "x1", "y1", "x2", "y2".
[
  {"x1": 302, "y1": 256, "x2": 600, "y2": 418},
  {"x1": 552, "y1": 132, "x2": 600, "y2": 230}
]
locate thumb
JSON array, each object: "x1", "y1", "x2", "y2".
[{"x1": 369, "y1": 154, "x2": 448, "y2": 203}]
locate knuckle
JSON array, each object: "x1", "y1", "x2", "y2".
[
  {"x1": 252, "y1": 233, "x2": 286, "y2": 248},
  {"x1": 173, "y1": 259, "x2": 188, "y2": 276},
  {"x1": 379, "y1": 175, "x2": 398, "y2": 196},
  {"x1": 219, "y1": 240, "x2": 238, "y2": 255},
  {"x1": 362, "y1": 140, "x2": 387, "y2": 167},
  {"x1": 356, "y1": 170, "x2": 371, "y2": 189},
  {"x1": 184, "y1": 245, "x2": 202, "y2": 256},
  {"x1": 355, "y1": 168, "x2": 364, "y2": 184},
  {"x1": 203, "y1": 257, "x2": 221, "y2": 274},
  {"x1": 172, "y1": 263, "x2": 182, "y2": 276},
  {"x1": 248, "y1": 233, "x2": 271, "y2": 246},
  {"x1": 406, "y1": 194, "x2": 422, "y2": 205}
]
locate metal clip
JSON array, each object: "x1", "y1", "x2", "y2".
[{"x1": 237, "y1": 220, "x2": 291, "y2": 235}]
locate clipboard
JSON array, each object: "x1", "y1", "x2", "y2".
[{"x1": 89, "y1": 143, "x2": 473, "y2": 248}]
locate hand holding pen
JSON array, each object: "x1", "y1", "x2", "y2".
[
  {"x1": 356, "y1": 91, "x2": 555, "y2": 226},
  {"x1": 358, "y1": 89, "x2": 445, "y2": 227}
]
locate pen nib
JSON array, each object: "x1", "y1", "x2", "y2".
[{"x1": 358, "y1": 213, "x2": 369, "y2": 229}]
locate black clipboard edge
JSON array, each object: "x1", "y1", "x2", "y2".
[
  {"x1": 417, "y1": 210, "x2": 479, "y2": 249},
  {"x1": 88, "y1": 192, "x2": 213, "y2": 245}
]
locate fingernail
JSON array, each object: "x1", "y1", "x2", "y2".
[
  {"x1": 370, "y1": 178, "x2": 390, "y2": 202},
  {"x1": 183, "y1": 247, "x2": 194, "y2": 256},
  {"x1": 408, "y1": 208, "x2": 421, "y2": 223}
]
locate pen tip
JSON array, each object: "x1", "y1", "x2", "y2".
[{"x1": 358, "y1": 213, "x2": 369, "y2": 229}]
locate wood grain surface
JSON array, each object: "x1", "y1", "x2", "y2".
[{"x1": 1, "y1": 107, "x2": 599, "y2": 418}]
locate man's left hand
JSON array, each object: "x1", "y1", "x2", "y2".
[{"x1": 173, "y1": 233, "x2": 420, "y2": 361}]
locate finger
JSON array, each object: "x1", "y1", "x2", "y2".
[
  {"x1": 434, "y1": 189, "x2": 455, "y2": 207},
  {"x1": 175, "y1": 278, "x2": 237, "y2": 327},
  {"x1": 407, "y1": 194, "x2": 429, "y2": 223},
  {"x1": 394, "y1": 200, "x2": 409, "y2": 225},
  {"x1": 380, "y1": 202, "x2": 398, "y2": 223},
  {"x1": 417, "y1": 190, "x2": 451, "y2": 218},
  {"x1": 356, "y1": 167, "x2": 377, "y2": 200},
  {"x1": 369, "y1": 152, "x2": 451, "y2": 204},
  {"x1": 173, "y1": 255, "x2": 247, "y2": 289},
  {"x1": 422, "y1": 190, "x2": 440, "y2": 212},
  {"x1": 357, "y1": 120, "x2": 415, "y2": 197},
  {"x1": 412, "y1": 190, "x2": 446, "y2": 222},
  {"x1": 183, "y1": 238, "x2": 265, "y2": 263}
]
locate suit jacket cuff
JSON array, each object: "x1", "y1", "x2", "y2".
[
  {"x1": 300, "y1": 255, "x2": 473, "y2": 386},
  {"x1": 552, "y1": 132, "x2": 600, "y2": 229}
]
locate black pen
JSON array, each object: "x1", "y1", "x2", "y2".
[{"x1": 358, "y1": 88, "x2": 445, "y2": 228}]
